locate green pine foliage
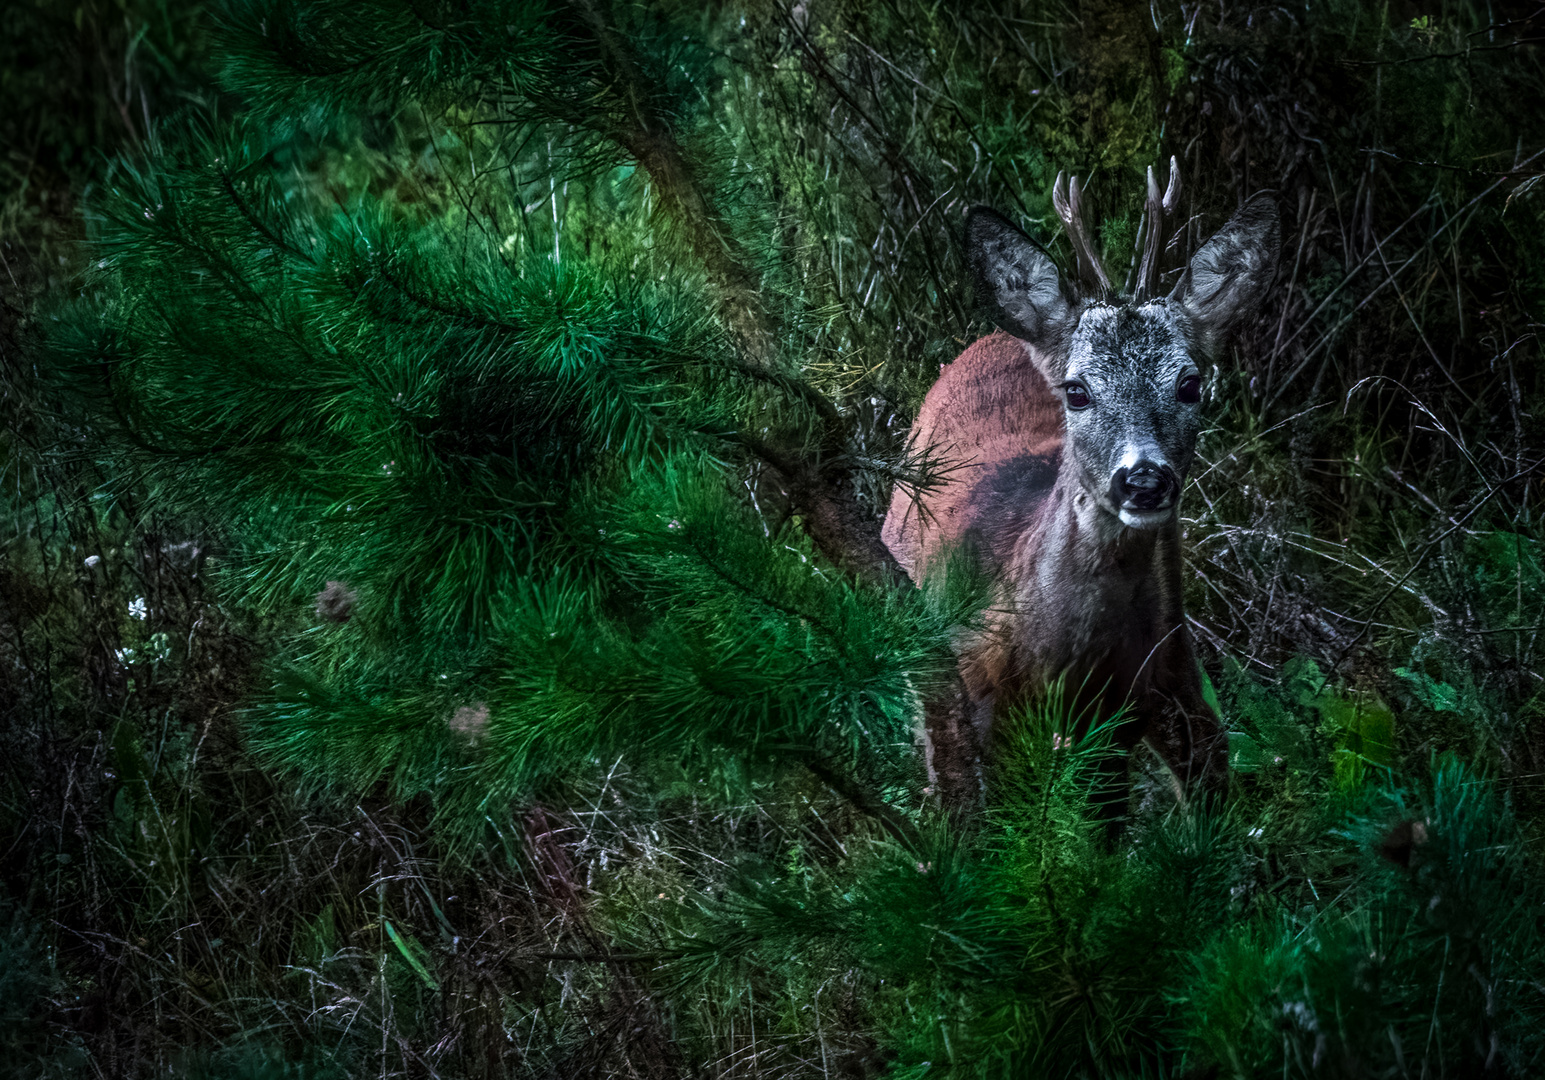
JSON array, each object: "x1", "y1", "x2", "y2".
[
  {"x1": 6, "y1": 1, "x2": 1545, "y2": 1077},
  {"x1": 653, "y1": 698, "x2": 1545, "y2": 1077},
  {"x1": 41, "y1": 113, "x2": 977, "y2": 843},
  {"x1": 1186, "y1": 755, "x2": 1545, "y2": 1077}
]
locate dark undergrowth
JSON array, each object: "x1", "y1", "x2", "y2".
[{"x1": 4, "y1": 1, "x2": 1545, "y2": 1077}]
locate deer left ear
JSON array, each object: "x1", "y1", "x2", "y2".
[
  {"x1": 965, "y1": 207, "x2": 1075, "y2": 357},
  {"x1": 1177, "y1": 194, "x2": 1280, "y2": 357}
]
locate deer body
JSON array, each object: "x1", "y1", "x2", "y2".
[
  {"x1": 885, "y1": 171, "x2": 1279, "y2": 791},
  {"x1": 884, "y1": 328, "x2": 1207, "y2": 777}
]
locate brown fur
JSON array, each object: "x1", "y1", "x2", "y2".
[{"x1": 882, "y1": 331, "x2": 1064, "y2": 576}]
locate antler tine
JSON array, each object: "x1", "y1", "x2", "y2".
[
  {"x1": 1161, "y1": 154, "x2": 1181, "y2": 214},
  {"x1": 1136, "y1": 156, "x2": 1182, "y2": 302},
  {"x1": 1053, "y1": 171, "x2": 1112, "y2": 299}
]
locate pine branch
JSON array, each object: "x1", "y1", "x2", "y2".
[
  {"x1": 567, "y1": 0, "x2": 774, "y2": 363},
  {"x1": 803, "y1": 755, "x2": 917, "y2": 845},
  {"x1": 563, "y1": 2, "x2": 925, "y2": 596}
]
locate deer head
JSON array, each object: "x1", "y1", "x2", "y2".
[{"x1": 965, "y1": 167, "x2": 1279, "y2": 532}]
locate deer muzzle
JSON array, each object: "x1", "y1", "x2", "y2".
[{"x1": 1110, "y1": 461, "x2": 1178, "y2": 522}]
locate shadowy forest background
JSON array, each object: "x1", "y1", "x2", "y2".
[{"x1": 4, "y1": 1, "x2": 1545, "y2": 1077}]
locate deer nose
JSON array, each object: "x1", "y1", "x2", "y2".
[{"x1": 1110, "y1": 461, "x2": 1178, "y2": 512}]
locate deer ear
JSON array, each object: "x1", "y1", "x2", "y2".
[
  {"x1": 966, "y1": 207, "x2": 1074, "y2": 352},
  {"x1": 1178, "y1": 194, "x2": 1280, "y2": 356}
]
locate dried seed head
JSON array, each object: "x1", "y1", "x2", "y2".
[
  {"x1": 315, "y1": 580, "x2": 357, "y2": 623},
  {"x1": 449, "y1": 703, "x2": 489, "y2": 740}
]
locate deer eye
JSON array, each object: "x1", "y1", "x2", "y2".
[
  {"x1": 1063, "y1": 382, "x2": 1091, "y2": 410},
  {"x1": 1177, "y1": 374, "x2": 1202, "y2": 404}
]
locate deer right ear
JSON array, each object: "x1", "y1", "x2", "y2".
[
  {"x1": 1177, "y1": 195, "x2": 1280, "y2": 357},
  {"x1": 966, "y1": 207, "x2": 1074, "y2": 351}
]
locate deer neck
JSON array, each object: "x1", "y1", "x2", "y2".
[{"x1": 1008, "y1": 464, "x2": 1187, "y2": 708}]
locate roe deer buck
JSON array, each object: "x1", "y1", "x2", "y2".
[{"x1": 883, "y1": 162, "x2": 1279, "y2": 797}]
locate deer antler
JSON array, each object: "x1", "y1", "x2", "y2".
[
  {"x1": 1134, "y1": 156, "x2": 1181, "y2": 302},
  {"x1": 1052, "y1": 171, "x2": 1112, "y2": 300}
]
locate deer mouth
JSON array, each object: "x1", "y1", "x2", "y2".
[{"x1": 1118, "y1": 504, "x2": 1175, "y2": 529}]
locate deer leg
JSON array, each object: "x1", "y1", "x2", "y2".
[
  {"x1": 1144, "y1": 694, "x2": 1229, "y2": 801},
  {"x1": 1138, "y1": 733, "x2": 1190, "y2": 807},
  {"x1": 922, "y1": 671, "x2": 985, "y2": 814}
]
